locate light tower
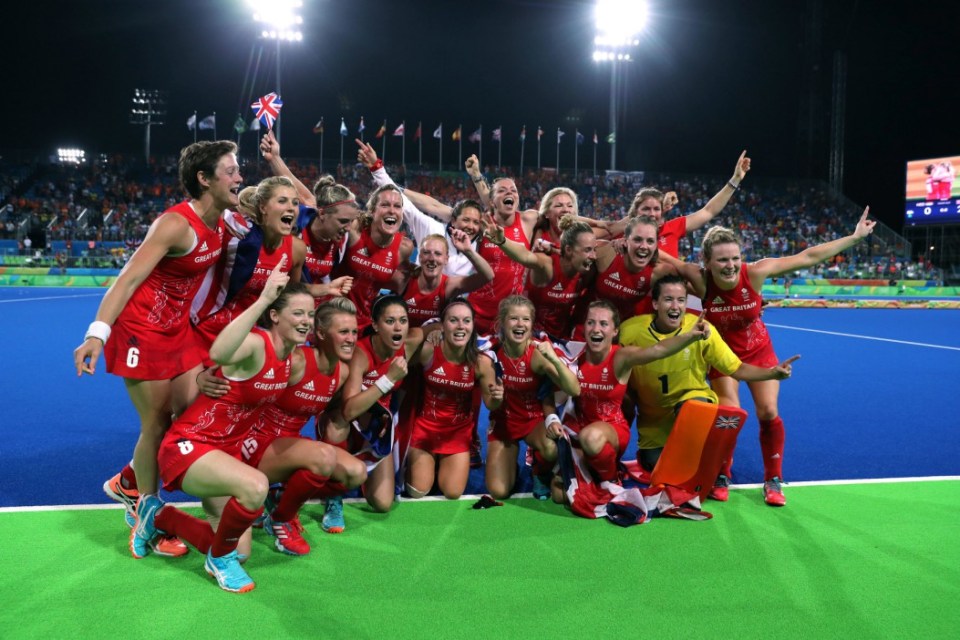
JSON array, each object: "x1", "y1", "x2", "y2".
[
  {"x1": 593, "y1": 0, "x2": 647, "y2": 171},
  {"x1": 250, "y1": 0, "x2": 303, "y2": 143},
  {"x1": 129, "y1": 89, "x2": 166, "y2": 163}
]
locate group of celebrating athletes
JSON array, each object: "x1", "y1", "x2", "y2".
[{"x1": 73, "y1": 133, "x2": 876, "y2": 594}]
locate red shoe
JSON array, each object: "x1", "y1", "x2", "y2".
[
  {"x1": 264, "y1": 514, "x2": 310, "y2": 556},
  {"x1": 763, "y1": 477, "x2": 787, "y2": 507},
  {"x1": 150, "y1": 535, "x2": 190, "y2": 557},
  {"x1": 708, "y1": 475, "x2": 730, "y2": 502}
]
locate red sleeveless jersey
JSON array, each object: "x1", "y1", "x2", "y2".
[
  {"x1": 105, "y1": 201, "x2": 223, "y2": 379},
  {"x1": 300, "y1": 225, "x2": 339, "y2": 284},
  {"x1": 403, "y1": 274, "x2": 448, "y2": 327},
  {"x1": 657, "y1": 216, "x2": 686, "y2": 258},
  {"x1": 489, "y1": 342, "x2": 542, "y2": 441},
  {"x1": 335, "y1": 228, "x2": 403, "y2": 331},
  {"x1": 470, "y1": 215, "x2": 530, "y2": 334},
  {"x1": 569, "y1": 346, "x2": 629, "y2": 437},
  {"x1": 356, "y1": 335, "x2": 403, "y2": 412},
  {"x1": 527, "y1": 253, "x2": 587, "y2": 340},
  {"x1": 254, "y1": 345, "x2": 342, "y2": 439},
  {"x1": 193, "y1": 234, "x2": 294, "y2": 347},
  {"x1": 410, "y1": 346, "x2": 476, "y2": 454},
  {"x1": 703, "y1": 262, "x2": 776, "y2": 365}
]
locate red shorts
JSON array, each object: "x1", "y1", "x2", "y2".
[
  {"x1": 708, "y1": 340, "x2": 779, "y2": 380},
  {"x1": 240, "y1": 430, "x2": 311, "y2": 469},
  {"x1": 158, "y1": 429, "x2": 243, "y2": 492},
  {"x1": 409, "y1": 418, "x2": 473, "y2": 455},
  {"x1": 105, "y1": 319, "x2": 204, "y2": 381},
  {"x1": 488, "y1": 414, "x2": 541, "y2": 443}
]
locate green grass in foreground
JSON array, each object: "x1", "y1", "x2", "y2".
[{"x1": 1, "y1": 481, "x2": 958, "y2": 640}]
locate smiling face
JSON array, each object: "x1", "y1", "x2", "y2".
[
  {"x1": 624, "y1": 221, "x2": 658, "y2": 270},
  {"x1": 545, "y1": 193, "x2": 576, "y2": 234},
  {"x1": 491, "y1": 179, "x2": 519, "y2": 218},
  {"x1": 419, "y1": 237, "x2": 448, "y2": 278},
  {"x1": 501, "y1": 303, "x2": 533, "y2": 347},
  {"x1": 583, "y1": 306, "x2": 618, "y2": 356},
  {"x1": 652, "y1": 282, "x2": 687, "y2": 332},
  {"x1": 205, "y1": 153, "x2": 242, "y2": 209},
  {"x1": 316, "y1": 201, "x2": 359, "y2": 242},
  {"x1": 372, "y1": 189, "x2": 404, "y2": 236},
  {"x1": 318, "y1": 312, "x2": 358, "y2": 362},
  {"x1": 632, "y1": 196, "x2": 663, "y2": 225},
  {"x1": 372, "y1": 303, "x2": 409, "y2": 352},
  {"x1": 704, "y1": 242, "x2": 742, "y2": 288},
  {"x1": 442, "y1": 302, "x2": 474, "y2": 349},
  {"x1": 563, "y1": 229, "x2": 597, "y2": 274},
  {"x1": 272, "y1": 293, "x2": 316, "y2": 347},
  {"x1": 451, "y1": 205, "x2": 482, "y2": 237},
  {"x1": 260, "y1": 185, "x2": 300, "y2": 239}
]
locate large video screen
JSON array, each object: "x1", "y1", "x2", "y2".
[{"x1": 905, "y1": 156, "x2": 960, "y2": 226}]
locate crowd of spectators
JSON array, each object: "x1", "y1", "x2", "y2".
[{"x1": 0, "y1": 154, "x2": 942, "y2": 283}]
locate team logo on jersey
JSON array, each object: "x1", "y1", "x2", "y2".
[
  {"x1": 638, "y1": 277, "x2": 646, "y2": 285},
  {"x1": 741, "y1": 287, "x2": 750, "y2": 301},
  {"x1": 303, "y1": 379, "x2": 315, "y2": 391},
  {"x1": 577, "y1": 368, "x2": 584, "y2": 380},
  {"x1": 198, "y1": 241, "x2": 209, "y2": 252},
  {"x1": 386, "y1": 251, "x2": 393, "y2": 261},
  {"x1": 714, "y1": 415, "x2": 742, "y2": 430},
  {"x1": 406, "y1": 298, "x2": 417, "y2": 306},
  {"x1": 358, "y1": 247, "x2": 370, "y2": 256},
  {"x1": 517, "y1": 360, "x2": 526, "y2": 373},
  {"x1": 552, "y1": 282, "x2": 564, "y2": 291},
  {"x1": 461, "y1": 365, "x2": 470, "y2": 380},
  {"x1": 264, "y1": 368, "x2": 275, "y2": 380},
  {"x1": 609, "y1": 272, "x2": 620, "y2": 282},
  {"x1": 712, "y1": 296, "x2": 725, "y2": 305},
  {"x1": 434, "y1": 364, "x2": 446, "y2": 377},
  {"x1": 601, "y1": 366, "x2": 609, "y2": 382}
]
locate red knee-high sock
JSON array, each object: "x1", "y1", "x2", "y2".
[
  {"x1": 531, "y1": 450, "x2": 551, "y2": 478},
  {"x1": 720, "y1": 456, "x2": 734, "y2": 479},
  {"x1": 120, "y1": 463, "x2": 138, "y2": 491},
  {"x1": 271, "y1": 469, "x2": 329, "y2": 522},
  {"x1": 210, "y1": 497, "x2": 263, "y2": 558},
  {"x1": 759, "y1": 416, "x2": 785, "y2": 481},
  {"x1": 586, "y1": 443, "x2": 619, "y2": 482},
  {"x1": 315, "y1": 480, "x2": 347, "y2": 500},
  {"x1": 155, "y1": 505, "x2": 214, "y2": 553}
]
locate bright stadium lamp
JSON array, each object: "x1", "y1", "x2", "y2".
[
  {"x1": 57, "y1": 148, "x2": 86, "y2": 165},
  {"x1": 249, "y1": 0, "x2": 304, "y2": 142},
  {"x1": 593, "y1": 0, "x2": 647, "y2": 171},
  {"x1": 129, "y1": 89, "x2": 166, "y2": 163}
]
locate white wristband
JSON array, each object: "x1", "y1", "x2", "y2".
[
  {"x1": 85, "y1": 320, "x2": 111, "y2": 345},
  {"x1": 545, "y1": 413, "x2": 562, "y2": 428},
  {"x1": 374, "y1": 375, "x2": 395, "y2": 395}
]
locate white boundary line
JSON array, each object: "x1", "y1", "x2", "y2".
[
  {"x1": 0, "y1": 293, "x2": 104, "y2": 303},
  {"x1": 2, "y1": 476, "x2": 958, "y2": 513},
  {"x1": 766, "y1": 323, "x2": 960, "y2": 351}
]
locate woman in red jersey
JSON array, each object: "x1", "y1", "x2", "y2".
[
  {"x1": 319, "y1": 295, "x2": 426, "y2": 531},
  {"x1": 482, "y1": 213, "x2": 596, "y2": 340},
  {"x1": 300, "y1": 176, "x2": 360, "y2": 297},
  {"x1": 74, "y1": 141, "x2": 240, "y2": 557},
  {"x1": 332, "y1": 185, "x2": 415, "y2": 332},
  {"x1": 130, "y1": 265, "x2": 312, "y2": 594},
  {"x1": 405, "y1": 299, "x2": 503, "y2": 500},
  {"x1": 401, "y1": 229, "x2": 493, "y2": 327},
  {"x1": 546, "y1": 300, "x2": 708, "y2": 486},
  {"x1": 670, "y1": 207, "x2": 874, "y2": 506},
  {"x1": 486, "y1": 295, "x2": 581, "y2": 500},
  {"x1": 243, "y1": 297, "x2": 369, "y2": 556}
]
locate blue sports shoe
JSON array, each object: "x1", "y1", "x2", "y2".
[
  {"x1": 532, "y1": 474, "x2": 551, "y2": 501},
  {"x1": 129, "y1": 494, "x2": 163, "y2": 559},
  {"x1": 205, "y1": 550, "x2": 255, "y2": 593},
  {"x1": 321, "y1": 497, "x2": 345, "y2": 534},
  {"x1": 124, "y1": 509, "x2": 136, "y2": 529}
]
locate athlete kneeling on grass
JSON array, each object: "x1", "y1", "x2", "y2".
[
  {"x1": 130, "y1": 264, "x2": 311, "y2": 593},
  {"x1": 486, "y1": 295, "x2": 581, "y2": 500},
  {"x1": 405, "y1": 298, "x2": 504, "y2": 500}
]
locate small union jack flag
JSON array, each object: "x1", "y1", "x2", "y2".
[
  {"x1": 714, "y1": 415, "x2": 742, "y2": 430},
  {"x1": 251, "y1": 92, "x2": 283, "y2": 130}
]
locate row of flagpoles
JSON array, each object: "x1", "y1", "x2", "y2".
[{"x1": 186, "y1": 92, "x2": 617, "y2": 174}]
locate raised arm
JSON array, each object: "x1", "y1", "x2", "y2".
[
  {"x1": 658, "y1": 252, "x2": 707, "y2": 297},
  {"x1": 747, "y1": 207, "x2": 876, "y2": 287},
  {"x1": 445, "y1": 228, "x2": 494, "y2": 296},
  {"x1": 732, "y1": 355, "x2": 800, "y2": 382},
  {"x1": 465, "y1": 155, "x2": 492, "y2": 210},
  {"x1": 531, "y1": 341, "x2": 580, "y2": 397},
  {"x1": 481, "y1": 212, "x2": 551, "y2": 279},
  {"x1": 614, "y1": 311, "x2": 710, "y2": 379},
  {"x1": 261, "y1": 130, "x2": 316, "y2": 208},
  {"x1": 683, "y1": 150, "x2": 751, "y2": 233}
]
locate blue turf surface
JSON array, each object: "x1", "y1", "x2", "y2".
[{"x1": 2, "y1": 288, "x2": 958, "y2": 507}]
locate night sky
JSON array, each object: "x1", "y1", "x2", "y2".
[{"x1": 6, "y1": 0, "x2": 960, "y2": 229}]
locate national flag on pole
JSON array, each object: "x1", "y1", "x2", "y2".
[
  {"x1": 520, "y1": 126, "x2": 526, "y2": 142},
  {"x1": 414, "y1": 122, "x2": 422, "y2": 140},
  {"x1": 375, "y1": 120, "x2": 387, "y2": 139},
  {"x1": 393, "y1": 123, "x2": 405, "y2": 136},
  {"x1": 593, "y1": 130, "x2": 598, "y2": 144},
  {"x1": 340, "y1": 118, "x2": 348, "y2": 136},
  {"x1": 250, "y1": 117, "x2": 261, "y2": 131},
  {"x1": 469, "y1": 128, "x2": 482, "y2": 143},
  {"x1": 233, "y1": 115, "x2": 247, "y2": 134},
  {"x1": 250, "y1": 92, "x2": 282, "y2": 130},
  {"x1": 451, "y1": 126, "x2": 461, "y2": 141},
  {"x1": 313, "y1": 118, "x2": 324, "y2": 134},
  {"x1": 537, "y1": 127, "x2": 544, "y2": 140},
  {"x1": 199, "y1": 115, "x2": 216, "y2": 130},
  {"x1": 433, "y1": 124, "x2": 442, "y2": 139},
  {"x1": 186, "y1": 114, "x2": 197, "y2": 131},
  {"x1": 576, "y1": 130, "x2": 584, "y2": 144},
  {"x1": 557, "y1": 128, "x2": 565, "y2": 143},
  {"x1": 358, "y1": 117, "x2": 365, "y2": 134},
  {"x1": 492, "y1": 127, "x2": 502, "y2": 142},
  {"x1": 606, "y1": 132, "x2": 616, "y2": 144}
]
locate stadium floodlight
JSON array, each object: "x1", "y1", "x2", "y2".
[
  {"x1": 57, "y1": 148, "x2": 86, "y2": 165},
  {"x1": 249, "y1": 0, "x2": 304, "y2": 142},
  {"x1": 593, "y1": 0, "x2": 647, "y2": 171},
  {"x1": 129, "y1": 89, "x2": 166, "y2": 163}
]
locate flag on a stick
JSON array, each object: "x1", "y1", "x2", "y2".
[{"x1": 250, "y1": 92, "x2": 282, "y2": 129}]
